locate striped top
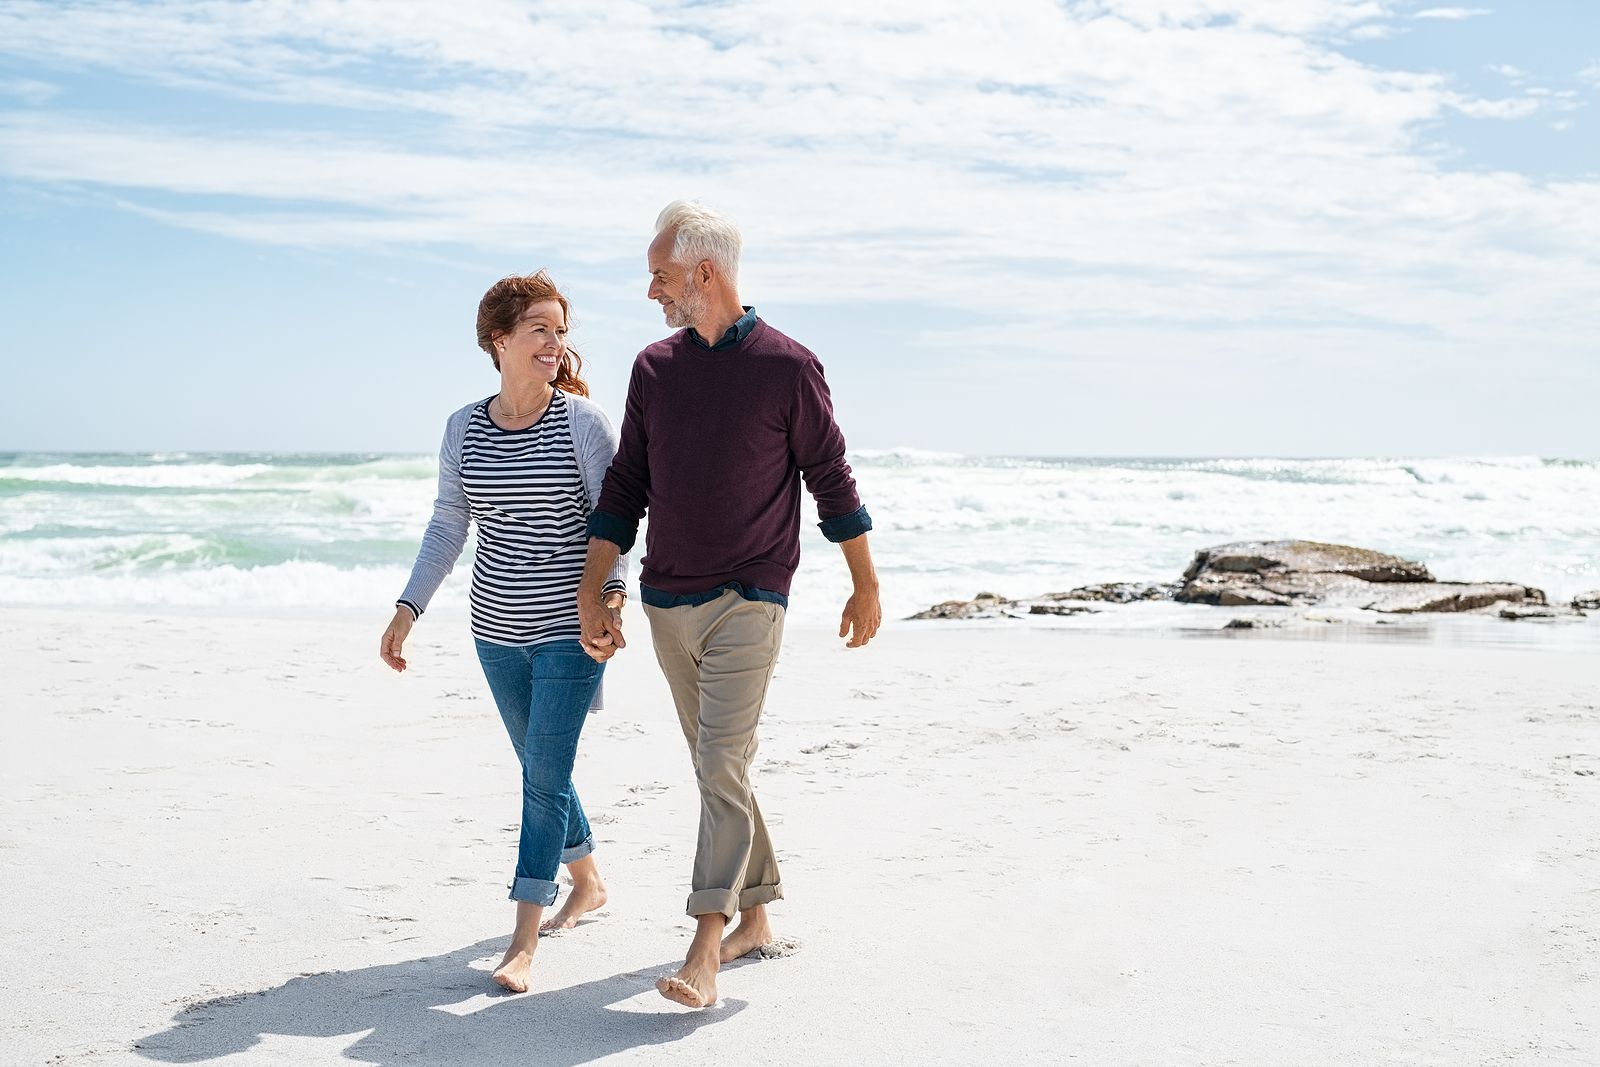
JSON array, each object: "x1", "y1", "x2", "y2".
[{"x1": 459, "y1": 390, "x2": 596, "y2": 646}]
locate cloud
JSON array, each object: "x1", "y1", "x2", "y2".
[
  {"x1": 0, "y1": 0, "x2": 1596, "y2": 372},
  {"x1": 0, "y1": 76, "x2": 57, "y2": 104},
  {"x1": 1412, "y1": 7, "x2": 1491, "y2": 19}
]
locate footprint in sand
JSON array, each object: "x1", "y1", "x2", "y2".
[
  {"x1": 799, "y1": 740, "x2": 864, "y2": 756},
  {"x1": 736, "y1": 936, "x2": 802, "y2": 961}
]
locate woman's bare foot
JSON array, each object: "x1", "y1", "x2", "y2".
[
  {"x1": 656, "y1": 958, "x2": 718, "y2": 1007},
  {"x1": 491, "y1": 900, "x2": 545, "y2": 993},
  {"x1": 719, "y1": 905, "x2": 774, "y2": 963},
  {"x1": 492, "y1": 942, "x2": 536, "y2": 993},
  {"x1": 541, "y1": 877, "x2": 607, "y2": 933}
]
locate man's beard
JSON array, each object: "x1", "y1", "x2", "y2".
[{"x1": 665, "y1": 281, "x2": 707, "y2": 329}]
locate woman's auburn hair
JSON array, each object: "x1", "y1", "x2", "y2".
[{"x1": 475, "y1": 270, "x2": 590, "y2": 397}]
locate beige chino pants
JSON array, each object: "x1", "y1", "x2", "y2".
[{"x1": 644, "y1": 590, "x2": 785, "y2": 921}]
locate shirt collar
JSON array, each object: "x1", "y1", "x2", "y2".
[{"x1": 688, "y1": 306, "x2": 758, "y2": 350}]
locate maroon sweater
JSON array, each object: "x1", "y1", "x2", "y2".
[{"x1": 588, "y1": 317, "x2": 871, "y2": 599}]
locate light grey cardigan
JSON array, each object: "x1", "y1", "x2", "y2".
[{"x1": 397, "y1": 391, "x2": 630, "y2": 709}]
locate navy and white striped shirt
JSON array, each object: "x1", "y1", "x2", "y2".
[{"x1": 460, "y1": 390, "x2": 592, "y2": 646}]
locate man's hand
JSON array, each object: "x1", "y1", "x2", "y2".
[
  {"x1": 380, "y1": 606, "x2": 414, "y2": 672},
  {"x1": 839, "y1": 586, "x2": 881, "y2": 648},
  {"x1": 579, "y1": 590, "x2": 628, "y2": 663}
]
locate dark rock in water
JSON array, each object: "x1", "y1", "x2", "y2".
[
  {"x1": 1182, "y1": 540, "x2": 1431, "y2": 588},
  {"x1": 907, "y1": 593, "x2": 1013, "y2": 620},
  {"x1": 1223, "y1": 617, "x2": 1281, "y2": 630},
  {"x1": 1039, "y1": 582, "x2": 1178, "y2": 604},
  {"x1": 1029, "y1": 603, "x2": 1099, "y2": 617},
  {"x1": 1178, "y1": 540, "x2": 1548, "y2": 614},
  {"x1": 1572, "y1": 590, "x2": 1600, "y2": 611},
  {"x1": 1498, "y1": 603, "x2": 1563, "y2": 621}
]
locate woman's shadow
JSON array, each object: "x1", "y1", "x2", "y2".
[{"x1": 131, "y1": 939, "x2": 746, "y2": 1067}]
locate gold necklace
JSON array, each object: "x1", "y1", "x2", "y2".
[{"x1": 495, "y1": 393, "x2": 549, "y2": 420}]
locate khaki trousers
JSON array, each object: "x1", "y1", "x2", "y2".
[{"x1": 644, "y1": 590, "x2": 785, "y2": 921}]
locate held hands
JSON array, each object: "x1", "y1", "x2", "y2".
[
  {"x1": 579, "y1": 590, "x2": 628, "y2": 663},
  {"x1": 839, "y1": 585, "x2": 882, "y2": 648},
  {"x1": 380, "y1": 606, "x2": 415, "y2": 672}
]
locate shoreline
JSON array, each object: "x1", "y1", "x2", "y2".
[{"x1": 10, "y1": 597, "x2": 1596, "y2": 653}]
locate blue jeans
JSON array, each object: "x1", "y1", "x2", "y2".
[{"x1": 474, "y1": 638, "x2": 605, "y2": 906}]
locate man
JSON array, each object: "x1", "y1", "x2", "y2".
[{"x1": 576, "y1": 200, "x2": 881, "y2": 1009}]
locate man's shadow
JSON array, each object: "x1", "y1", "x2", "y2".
[{"x1": 131, "y1": 939, "x2": 746, "y2": 1067}]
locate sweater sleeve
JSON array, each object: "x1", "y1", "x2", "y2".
[
  {"x1": 574, "y1": 400, "x2": 630, "y2": 595},
  {"x1": 396, "y1": 409, "x2": 472, "y2": 618},
  {"x1": 791, "y1": 357, "x2": 872, "y2": 543},
  {"x1": 587, "y1": 360, "x2": 651, "y2": 554}
]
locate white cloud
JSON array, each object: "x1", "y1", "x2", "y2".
[
  {"x1": 0, "y1": 76, "x2": 57, "y2": 104},
  {"x1": 1580, "y1": 62, "x2": 1600, "y2": 87},
  {"x1": 1412, "y1": 7, "x2": 1491, "y2": 19},
  {"x1": 0, "y1": 0, "x2": 1595, "y2": 386},
  {"x1": 1487, "y1": 63, "x2": 1527, "y2": 80}
]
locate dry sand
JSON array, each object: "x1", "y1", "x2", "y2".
[{"x1": 3, "y1": 606, "x2": 1598, "y2": 1065}]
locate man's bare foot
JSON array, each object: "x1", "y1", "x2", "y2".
[
  {"x1": 656, "y1": 959, "x2": 718, "y2": 1008},
  {"x1": 541, "y1": 879, "x2": 607, "y2": 933},
  {"x1": 492, "y1": 942, "x2": 536, "y2": 993},
  {"x1": 719, "y1": 911, "x2": 775, "y2": 963}
]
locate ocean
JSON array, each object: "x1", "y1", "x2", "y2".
[{"x1": 2, "y1": 452, "x2": 1596, "y2": 629}]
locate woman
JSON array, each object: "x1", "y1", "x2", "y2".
[{"x1": 379, "y1": 270, "x2": 628, "y2": 994}]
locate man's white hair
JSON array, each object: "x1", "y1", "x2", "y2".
[{"x1": 655, "y1": 199, "x2": 742, "y2": 287}]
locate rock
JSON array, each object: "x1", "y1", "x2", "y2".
[
  {"x1": 1362, "y1": 584, "x2": 1544, "y2": 614},
  {"x1": 1029, "y1": 603, "x2": 1099, "y2": 616},
  {"x1": 1572, "y1": 590, "x2": 1600, "y2": 611},
  {"x1": 1182, "y1": 541, "x2": 1432, "y2": 585},
  {"x1": 1177, "y1": 540, "x2": 1547, "y2": 614},
  {"x1": 1223, "y1": 617, "x2": 1281, "y2": 629},
  {"x1": 1497, "y1": 603, "x2": 1562, "y2": 621},
  {"x1": 1039, "y1": 582, "x2": 1177, "y2": 604},
  {"x1": 907, "y1": 592, "x2": 1013, "y2": 620}
]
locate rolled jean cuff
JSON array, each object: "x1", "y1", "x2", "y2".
[
  {"x1": 560, "y1": 835, "x2": 595, "y2": 865},
  {"x1": 509, "y1": 877, "x2": 560, "y2": 906},
  {"x1": 686, "y1": 883, "x2": 783, "y2": 922}
]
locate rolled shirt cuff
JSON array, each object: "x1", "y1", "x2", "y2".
[
  {"x1": 600, "y1": 579, "x2": 627, "y2": 597},
  {"x1": 395, "y1": 598, "x2": 422, "y2": 620},
  {"x1": 817, "y1": 504, "x2": 873, "y2": 544},
  {"x1": 586, "y1": 510, "x2": 638, "y2": 554}
]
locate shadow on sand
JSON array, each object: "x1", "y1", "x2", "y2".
[{"x1": 131, "y1": 939, "x2": 745, "y2": 1066}]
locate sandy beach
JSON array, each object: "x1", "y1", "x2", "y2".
[{"x1": 4, "y1": 606, "x2": 1598, "y2": 1065}]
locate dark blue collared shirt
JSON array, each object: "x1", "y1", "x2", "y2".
[{"x1": 686, "y1": 305, "x2": 759, "y2": 350}]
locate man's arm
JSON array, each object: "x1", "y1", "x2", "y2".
[
  {"x1": 837, "y1": 533, "x2": 881, "y2": 648},
  {"x1": 789, "y1": 356, "x2": 880, "y2": 647},
  {"x1": 577, "y1": 362, "x2": 650, "y2": 662}
]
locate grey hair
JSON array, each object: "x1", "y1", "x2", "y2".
[{"x1": 654, "y1": 199, "x2": 742, "y2": 287}]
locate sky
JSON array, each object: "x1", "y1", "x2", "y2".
[{"x1": 1, "y1": 0, "x2": 1597, "y2": 457}]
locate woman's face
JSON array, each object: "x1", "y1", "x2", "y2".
[{"x1": 496, "y1": 299, "x2": 567, "y2": 380}]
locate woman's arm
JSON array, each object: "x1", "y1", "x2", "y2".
[{"x1": 382, "y1": 406, "x2": 473, "y2": 671}]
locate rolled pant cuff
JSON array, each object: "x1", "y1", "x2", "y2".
[
  {"x1": 686, "y1": 884, "x2": 783, "y2": 921},
  {"x1": 560, "y1": 835, "x2": 595, "y2": 865},
  {"x1": 509, "y1": 877, "x2": 559, "y2": 906},
  {"x1": 740, "y1": 883, "x2": 783, "y2": 911}
]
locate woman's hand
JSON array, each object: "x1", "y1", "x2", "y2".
[{"x1": 381, "y1": 606, "x2": 415, "y2": 672}]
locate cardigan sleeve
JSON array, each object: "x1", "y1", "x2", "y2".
[{"x1": 396, "y1": 405, "x2": 473, "y2": 618}]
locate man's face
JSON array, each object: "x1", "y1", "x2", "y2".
[{"x1": 647, "y1": 230, "x2": 705, "y2": 329}]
